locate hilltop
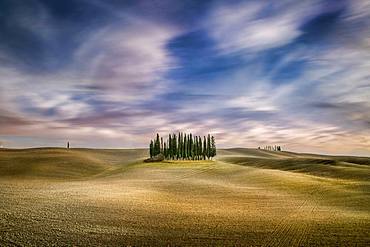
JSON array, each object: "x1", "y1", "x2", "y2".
[{"x1": 0, "y1": 148, "x2": 369, "y2": 246}]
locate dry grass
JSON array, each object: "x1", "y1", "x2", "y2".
[{"x1": 0, "y1": 148, "x2": 369, "y2": 246}]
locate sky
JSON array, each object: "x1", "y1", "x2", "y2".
[{"x1": 0, "y1": 0, "x2": 370, "y2": 156}]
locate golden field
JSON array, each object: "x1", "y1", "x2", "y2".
[{"x1": 0, "y1": 148, "x2": 369, "y2": 246}]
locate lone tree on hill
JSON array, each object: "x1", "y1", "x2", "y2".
[{"x1": 148, "y1": 133, "x2": 216, "y2": 160}]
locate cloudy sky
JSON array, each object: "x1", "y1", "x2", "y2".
[{"x1": 0, "y1": 0, "x2": 370, "y2": 155}]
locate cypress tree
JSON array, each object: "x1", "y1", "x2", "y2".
[
  {"x1": 194, "y1": 136, "x2": 198, "y2": 160},
  {"x1": 180, "y1": 133, "x2": 184, "y2": 159},
  {"x1": 197, "y1": 136, "x2": 201, "y2": 160},
  {"x1": 193, "y1": 136, "x2": 197, "y2": 160},
  {"x1": 199, "y1": 137, "x2": 202, "y2": 160},
  {"x1": 189, "y1": 134, "x2": 193, "y2": 160},
  {"x1": 198, "y1": 136, "x2": 201, "y2": 160},
  {"x1": 166, "y1": 140, "x2": 170, "y2": 159},
  {"x1": 173, "y1": 133, "x2": 177, "y2": 160},
  {"x1": 189, "y1": 135, "x2": 191, "y2": 159},
  {"x1": 207, "y1": 134, "x2": 211, "y2": 159},
  {"x1": 184, "y1": 133, "x2": 188, "y2": 159},
  {"x1": 199, "y1": 136, "x2": 203, "y2": 160},
  {"x1": 187, "y1": 134, "x2": 191, "y2": 159},
  {"x1": 178, "y1": 133, "x2": 181, "y2": 159},
  {"x1": 183, "y1": 133, "x2": 186, "y2": 159},
  {"x1": 168, "y1": 134, "x2": 172, "y2": 159},
  {"x1": 183, "y1": 133, "x2": 187, "y2": 159},
  {"x1": 182, "y1": 132, "x2": 185, "y2": 159},
  {"x1": 211, "y1": 135, "x2": 216, "y2": 158},
  {"x1": 182, "y1": 133, "x2": 184, "y2": 159},
  {"x1": 186, "y1": 133, "x2": 189, "y2": 159},
  {"x1": 170, "y1": 134, "x2": 174, "y2": 159},
  {"x1": 149, "y1": 140, "x2": 154, "y2": 158},
  {"x1": 178, "y1": 132, "x2": 181, "y2": 159},
  {"x1": 199, "y1": 136, "x2": 202, "y2": 160},
  {"x1": 154, "y1": 133, "x2": 160, "y2": 156},
  {"x1": 203, "y1": 136, "x2": 206, "y2": 160},
  {"x1": 191, "y1": 136, "x2": 195, "y2": 160},
  {"x1": 196, "y1": 136, "x2": 198, "y2": 160},
  {"x1": 195, "y1": 137, "x2": 198, "y2": 160}
]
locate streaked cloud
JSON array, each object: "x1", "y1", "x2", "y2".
[
  {"x1": 0, "y1": 0, "x2": 369, "y2": 156},
  {"x1": 205, "y1": 1, "x2": 317, "y2": 53}
]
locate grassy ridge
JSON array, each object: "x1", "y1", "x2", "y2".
[
  {"x1": 219, "y1": 152, "x2": 370, "y2": 181},
  {"x1": 0, "y1": 148, "x2": 147, "y2": 179},
  {"x1": 1, "y1": 147, "x2": 367, "y2": 180},
  {"x1": 0, "y1": 148, "x2": 369, "y2": 246}
]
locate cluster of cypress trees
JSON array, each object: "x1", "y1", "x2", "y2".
[
  {"x1": 149, "y1": 133, "x2": 216, "y2": 160},
  {"x1": 259, "y1": 145, "x2": 282, "y2": 151}
]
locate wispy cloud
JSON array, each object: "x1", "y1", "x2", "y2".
[
  {"x1": 0, "y1": 0, "x2": 369, "y2": 156},
  {"x1": 0, "y1": 1, "x2": 179, "y2": 147},
  {"x1": 204, "y1": 1, "x2": 318, "y2": 53},
  {"x1": 74, "y1": 18, "x2": 178, "y2": 102}
]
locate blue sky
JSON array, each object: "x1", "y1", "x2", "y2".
[{"x1": 0, "y1": 0, "x2": 369, "y2": 155}]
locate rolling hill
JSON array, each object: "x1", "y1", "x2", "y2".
[
  {"x1": 0, "y1": 148, "x2": 369, "y2": 246},
  {"x1": 0, "y1": 148, "x2": 147, "y2": 179}
]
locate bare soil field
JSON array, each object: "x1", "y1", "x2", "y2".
[{"x1": 0, "y1": 148, "x2": 369, "y2": 246}]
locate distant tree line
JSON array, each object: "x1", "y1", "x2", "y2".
[
  {"x1": 149, "y1": 133, "x2": 216, "y2": 160},
  {"x1": 258, "y1": 145, "x2": 282, "y2": 151}
]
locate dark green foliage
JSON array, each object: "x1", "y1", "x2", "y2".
[
  {"x1": 154, "y1": 133, "x2": 160, "y2": 156},
  {"x1": 211, "y1": 136, "x2": 216, "y2": 158},
  {"x1": 173, "y1": 134, "x2": 177, "y2": 160},
  {"x1": 182, "y1": 132, "x2": 185, "y2": 159},
  {"x1": 203, "y1": 136, "x2": 206, "y2": 160},
  {"x1": 187, "y1": 134, "x2": 190, "y2": 159},
  {"x1": 164, "y1": 142, "x2": 167, "y2": 158},
  {"x1": 160, "y1": 137, "x2": 164, "y2": 154},
  {"x1": 262, "y1": 145, "x2": 282, "y2": 151},
  {"x1": 207, "y1": 134, "x2": 211, "y2": 159},
  {"x1": 194, "y1": 136, "x2": 197, "y2": 160},
  {"x1": 148, "y1": 132, "x2": 216, "y2": 160},
  {"x1": 194, "y1": 136, "x2": 198, "y2": 160},
  {"x1": 168, "y1": 134, "x2": 172, "y2": 159},
  {"x1": 183, "y1": 133, "x2": 187, "y2": 159},
  {"x1": 149, "y1": 140, "x2": 154, "y2": 158},
  {"x1": 189, "y1": 134, "x2": 193, "y2": 159},
  {"x1": 178, "y1": 133, "x2": 181, "y2": 159},
  {"x1": 199, "y1": 137, "x2": 202, "y2": 160}
]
